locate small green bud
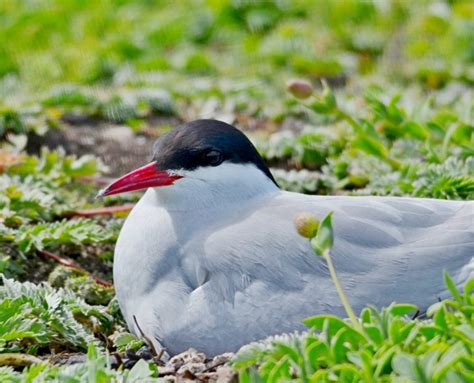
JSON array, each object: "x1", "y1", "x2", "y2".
[
  {"x1": 287, "y1": 79, "x2": 313, "y2": 99},
  {"x1": 321, "y1": 80, "x2": 337, "y2": 110},
  {"x1": 309, "y1": 100, "x2": 332, "y2": 114},
  {"x1": 309, "y1": 80, "x2": 337, "y2": 114},
  {"x1": 294, "y1": 212, "x2": 320, "y2": 239}
]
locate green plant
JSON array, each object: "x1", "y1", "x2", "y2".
[
  {"x1": 297, "y1": 212, "x2": 360, "y2": 329},
  {"x1": 0, "y1": 276, "x2": 113, "y2": 354},
  {"x1": 0, "y1": 343, "x2": 157, "y2": 382}
]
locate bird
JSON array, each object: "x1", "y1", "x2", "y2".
[{"x1": 99, "y1": 119, "x2": 473, "y2": 357}]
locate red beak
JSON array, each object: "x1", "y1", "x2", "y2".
[{"x1": 97, "y1": 162, "x2": 182, "y2": 197}]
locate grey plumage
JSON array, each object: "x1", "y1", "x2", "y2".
[{"x1": 113, "y1": 162, "x2": 473, "y2": 356}]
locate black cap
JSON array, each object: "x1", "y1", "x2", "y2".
[{"x1": 152, "y1": 119, "x2": 278, "y2": 186}]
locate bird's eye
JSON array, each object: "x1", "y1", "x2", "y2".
[{"x1": 203, "y1": 150, "x2": 223, "y2": 166}]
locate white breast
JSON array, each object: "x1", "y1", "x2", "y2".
[{"x1": 113, "y1": 163, "x2": 281, "y2": 352}]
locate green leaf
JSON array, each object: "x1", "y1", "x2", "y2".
[
  {"x1": 111, "y1": 332, "x2": 144, "y2": 352},
  {"x1": 444, "y1": 271, "x2": 463, "y2": 302},
  {"x1": 330, "y1": 327, "x2": 366, "y2": 363},
  {"x1": 434, "y1": 305, "x2": 448, "y2": 331},
  {"x1": 304, "y1": 315, "x2": 348, "y2": 335},
  {"x1": 388, "y1": 318, "x2": 404, "y2": 344},
  {"x1": 267, "y1": 355, "x2": 290, "y2": 383},
  {"x1": 419, "y1": 325, "x2": 442, "y2": 340},
  {"x1": 392, "y1": 353, "x2": 417, "y2": 380},
  {"x1": 309, "y1": 100, "x2": 334, "y2": 114},
  {"x1": 307, "y1": 81, "x2": 337, "y2": 115},
  {"x1": 360, "y1": 308, "x2": 373, "y2": 324},
  {"x1": 403, "y1": 121, "x2": 429, "y2": 140},
  {"x1": 363, "y1": 324, "x2": 384, "y2": 346},
  {"x1": 389, "y1": 303, "x2": 417, "y2": 317},
  {"x1": 275, "y1": 343, "x2": 301, "y2": 365},
  {"x1": 463, "y1": 278, "x2": 474, "y2": 299},
  {"x1": 455, "y1": 324, "x2": 474, "y2": 342},
  {"x1": 310, "y1": 212, "x2": 334, "y2": 256},
  {"x1": 332, "y1": 363, "x2": 361, "y2": 381},
  {"x1": 87, "y1": 342, "x2": 97, "y2": 360},
  {"x1": 306, "y1": 338, "x2": 329, "y2": 370},
  {"x1": 127, "y1": 359, "x2": 154, "y2": 381},
  {"x1": 432, "y1": 342, "x2": 466, "y2": 381},
  {"x1": 321, "y1": 81, "x2": 337, "y2": 110},
  {"x1": 352, "y1": 134, "x2": 388, "y2": 159},
  {"x1": 374, "y1": 346, "x2": 396, "y2": 376}
]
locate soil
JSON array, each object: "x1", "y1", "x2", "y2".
[{"x1": 27, "y1": 117, "x2": 179, "y2": 176}]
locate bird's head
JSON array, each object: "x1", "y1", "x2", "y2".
[{"x1": 98, "y1": 120, "x2": 279, "y2": 202}]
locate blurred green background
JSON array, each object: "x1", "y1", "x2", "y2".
[{"x1": 1, "y1": 0, "x2": 473, "y2": 93}]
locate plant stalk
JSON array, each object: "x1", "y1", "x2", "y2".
[{"x1": 322, "y1": 250, "x2": 361, "y2": 330}]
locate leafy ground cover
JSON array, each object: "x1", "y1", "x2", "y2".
[{"x1": 0, "y1": 0, "x2": 473, "y2": 381}]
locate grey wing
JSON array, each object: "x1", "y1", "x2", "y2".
[
  {"x1": 316, "y1": 195, "x2": 473, "y2": 309},
  {"x1": 167, "y1": 194, "x2": 472, "y2": 355},
  {"x1": 203, "y1": 194, "x2": 473, "y2": 312}
]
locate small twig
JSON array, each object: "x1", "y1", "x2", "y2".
[
  {"x1": 412, "y1": 309, "x2": 421, "y2": 320},
  {"x1": 133, "y1": 315, "x2": 166, "y2": 362},
  {"x1": 36, "y1": 249, "x2": 111, "y2": 286},
  {"x1": 133, "y1": 315, "x2": 158, "y2": 356},
  {"x1": 0, "y1": 353, "x2": 42, "y2": 367},
  {"x1": 113, "y1": 352, "x2": 123, "y2": 367},
  {"x1": 155, "y1": 348, "x2": 166, "y2": 363},
  {"x1": 62, "y1": 204, "x2": 134, "y2": 218},
  {"x1": 203, "y1": 359, "x2": 228, "y2": 373},
  {"x1": 37, "y1": 249, "x2": 80, "y2": 269}
]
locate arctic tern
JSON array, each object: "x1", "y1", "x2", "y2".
[{"x1": 99, "y1": 119, "x2": 473, "y2": 356}]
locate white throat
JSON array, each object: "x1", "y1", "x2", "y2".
[{"x1": 149, "y1": 162, "x2": 279, "y2": 211}]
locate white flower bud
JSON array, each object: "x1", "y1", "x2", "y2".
[{"x1": 294, "y1": 212, "x2": 320, "y2": 239}]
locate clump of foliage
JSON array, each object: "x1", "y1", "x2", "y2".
[
  {"x1": 0, "y1": 344, "x2": 156, "y2": 382},
  {"x1": 49, "y1": 266, "x2": 115, "y2": 306},
  {"x1": 0, "y1": 149, "x2": 105, "y2": 224},
  {"x1": 258, "y1": 82, "x2": 473, "y2": 200},
  {"x1": 0, "y1": 276, "x2": 113, "y2": 354},
  {"x1": 15, "y1": 219, "x2": 116, "y2": 255},
  {"x1": 235, "y1": 284, "x2": 473, "y2": 382},
  {"x1": 0, "y1": 150, "x2": 120, "y2": 282}
]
